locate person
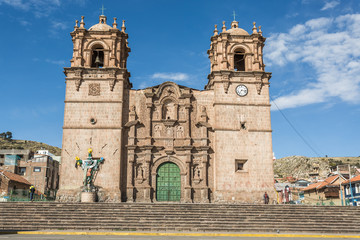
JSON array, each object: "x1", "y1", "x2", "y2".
[
  {"x1": 264, "y1": 192, "x2": 269, "y2": 204},
  {"x1": 29, "y1": 185, "x2": 35, "y2": 202}
]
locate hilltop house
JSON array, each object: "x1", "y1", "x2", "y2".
[
  {"x1": 303, "y1": 175, "x2": 346, "y2": 205},
  {"x1": 342, "y1": 175, "x2": 360, "y2": 206}
]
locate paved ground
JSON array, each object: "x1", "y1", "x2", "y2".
[{"x1": 0, "y1": 232, "x2": 360, "y2": 240}]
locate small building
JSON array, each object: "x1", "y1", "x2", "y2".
[
  {"x1": 0, "y1": 149, "x2": 33, "y2": 172},
  {"x1": 18, "y1": 153, "x2": 60, "y2": 198},
  {"x1": 303, "y1": 175, "x2": 346, "y2": 205},
  {"x1": 0, "y1": 170, "x2": 31, "y2": 199},
  {"x1": 342, "y1": 175, "x2": 360, "y2": 206},
  {"x1": 0, "y1": 149, "x2": 60, "y2": 198}
]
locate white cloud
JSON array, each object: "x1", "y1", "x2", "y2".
[
  {"x1": 0, "y1": 0, "x2": 61, "y2": 17},
  {"x1": 151, "y1": 72, "x2": 189, "y2": 81},
  {"x1": 52, "y1": 21, "x2": 67, "y2": 30},
  {"x1": 19, "y1": 20, "x2": 31, "y2": 26},
  {"x1": 46, "y1": 59, "x2": 66, "y2": 65},
  {"x1": 266, "y1": 14, "x2": 360, "y2": 110},
  {"x1": 0, "y1": 0, "x2": 29, "y2": 10},
  {"x1": 321, "y1": 0, "x2": 340, "y2": 11}
]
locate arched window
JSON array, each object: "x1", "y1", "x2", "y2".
[
  {"x1": 234, "y1": 49, "x2": 245, "y2": 71},
  {"x1": 91, "y1": 45, "x2": 104, "y2": 68}
]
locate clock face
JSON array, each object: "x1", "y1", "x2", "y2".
[{"x1": 236, "y1": 85, "x2": 248, "y2": 97}]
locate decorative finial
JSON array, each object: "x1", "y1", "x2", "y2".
[
  {"x1": 113, "y1": 17, "x2": 118, "y2": 29},
  {"x1": 213, "y1": 24, "x2": 218, "y2": 36},
  {"x1": 233, "y1": 11, "x2": 236, "y2": 21},
  {"x1": 252, "y1": 22, "x2": 258, "y2": 34},
  {"x1": 121, "y1": 20, "x2": 126, "y2": 33},
  {"x1": 259, "y1": 25, "x2": 262, "y2": 36},
  {"x1": 74, "y1": 20, "x2": 78, "y2": 29},
  {"x1": 100, "y1": 4, "x2": 106, "y2": 16},
  {"x1": 80, "y1": 16, "x2": 85, "y2": 28},
  {"x1": 222, "y1": 21, "x2": 226, "y2": 32}
]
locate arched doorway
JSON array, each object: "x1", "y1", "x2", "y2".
[{"x1": 156, "y1": 162, "x2": 181, "y2": 201}]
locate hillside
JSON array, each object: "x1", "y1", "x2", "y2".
[
  {"x1": 274, "y1": 156, "x2": 360, "y2": 180},
  {"x1": 0, "y1": 139, "x2": 61, "y2": 156}
]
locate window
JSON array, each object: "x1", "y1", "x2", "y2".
[
  {"x1": 234, "y1": 49, "x2": 245, "y2": 71},
  {"x1": 33, "y1": 167, "x2": 41, "y2": 172},
  {"x1": 91, "y1": 46, "x2": 104, "y2": 68},
  {"x1": 355, "y1": 183, "x2": 360, "y2": 194},
  {"x1": 18, "y1": 167, "x2": 26, "y2": 176},
  {"x1": 345, "y1": 185, "x2": 350, "y2": 195},
  {"x1": 235, "y1": 159, "x2": 247, "y2": 172}
]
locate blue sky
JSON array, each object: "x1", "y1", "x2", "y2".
[{"x1": 0, "y1": 0, "x2": 359, "y2": 158}]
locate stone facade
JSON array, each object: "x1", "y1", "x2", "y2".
[{"x1": 57, "y1": 15, "x2": 274, "y2": 203}]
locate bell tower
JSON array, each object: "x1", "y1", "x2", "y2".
[
  {"x1": 206, "y1": 20, "x2": 274, "y2": 202},
  {"x1": 57, "y1": 14, "x2": 131, "y2": 202}
]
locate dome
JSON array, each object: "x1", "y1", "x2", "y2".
[
  {"x1": 225, "y1": 20, "x2": 249, "y2": 36},
  {"x1": 89, "y1": 23, "x2": 112, "y2": 31},
  {"x1": 89, "y1": 15, "x2": 112, "y2": 31},
  {"x1": 226, "y1": 27, "x2": 249, "y2": 36}
]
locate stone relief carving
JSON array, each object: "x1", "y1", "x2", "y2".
[
  {"x1": 176, "y1": 126, "x2": 184, "y2": 138},
  {"x1": 88, "y1": 83, "x2": 100, "y2": 96},
  {"x1": 136, "y1": 164, "x2": 146, "y2": 183},
  {"x1": 179, "y1": 106, "x2": 185, "y2": 120},
  {"x1": 153, "y1": 106, "x2": 159, "y2": 120},
  {"x1": 193, "y1": 164, "x2": 202, "y2": 184},
  {"x1": 154, "y1": 124, "x2": 162, "y2": 138},
  {"x1": 166, "y1": 127, "x2": 173, "y2": 137},
  {"x1": 255, "y1": 76, "x2": 263, "y2": 95},
  {"x1": 222, "y1": 75, "x2": 230, "y2": 94}
]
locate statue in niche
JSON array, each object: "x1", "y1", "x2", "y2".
[
  {"x1": 162, "y1": 99, "x2": 176, "y2": 120},
  {"x1": 201, "y1": 106, "x2": 207, "y2": 115},
  {"x1": 176, "y1": 126, "x2": 184, "y2": 138},
  {"x1": 154, "y1": 124, "x2": 161, "y2": 137},
  {"x1": 130, "y1": 105, "x2": 136, "y2": 114},
  {"x1": 179, "y1": 107, "x2": 185, "y2": 120},
  {"x1": 193, "y1": 164, "x2": 202, "y2": 183},
  {"x1": 153, "y1": 106, "x2": 159, "y2": 120},
  {"x1": 166, "y1": 127, "x2": 173, "y2": 137},
  {"x1": 136, "y1": 164, "x2": 146, "y2": 182}
]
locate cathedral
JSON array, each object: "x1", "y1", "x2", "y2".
[{"x1": 57, "y1": 14, "x2": 274, "y2": 203}]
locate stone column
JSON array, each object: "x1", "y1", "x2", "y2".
[
  {"x1": 184, "y1": 148, "x2": 192, "y2": 203},
  {"x1": 143, "y1": 147, "x2": 152, "y2": 202},
  {"x1": 126, "y1": 148, "x2": 135, "y2": 202}
]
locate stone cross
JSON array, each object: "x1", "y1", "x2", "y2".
[{"x1": 100, "y1": 4, "x2": 106, "y2": 16}]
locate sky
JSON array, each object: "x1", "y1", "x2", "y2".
[{"x1": 0, "y1": 0, "x2": 359, "y2": 159}]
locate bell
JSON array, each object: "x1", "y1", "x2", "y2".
[{"x1": 95, "y1": 55, "x2": 101, "y2": 64}]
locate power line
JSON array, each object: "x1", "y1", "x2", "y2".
[{"x1": 270, "y1": 95, "x2": 322, "y2": 157}]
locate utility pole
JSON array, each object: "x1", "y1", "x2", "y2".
[
  {"x1": 337, "y1": 165, "x2": 344, "y2": 206},
  {"x1": 348, "y1": 164, "x2": 354, "y2": 206}
]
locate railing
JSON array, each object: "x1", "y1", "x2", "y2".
[{"x1": 0, "y1": 189, "x2": 57, "y2": 202}]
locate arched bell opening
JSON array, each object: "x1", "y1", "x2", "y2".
[
  {"x1": 91, "y1": 45, "x2": 105, "y2": 68},
  {"x1": 234, "y1": 49, "x2": 246, "y2": 71}
]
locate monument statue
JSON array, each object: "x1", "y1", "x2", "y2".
[{"x1": 75, "y1": 148, "x2": 104, "y2": 192}]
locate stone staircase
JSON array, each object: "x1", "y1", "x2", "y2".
[{"x1": 1, "y1": 202, "x2": 360, "y2": 233}]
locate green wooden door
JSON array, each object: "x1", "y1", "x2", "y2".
[{"x1": 156, "y1": 162, "x2": 181, "y2": 201}]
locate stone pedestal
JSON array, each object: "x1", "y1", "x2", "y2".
[{"x1": 81, "y1": 192, "x2": 96, "y2": 202}]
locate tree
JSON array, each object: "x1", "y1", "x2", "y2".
[
  {"x1": 5, "y1": 131, "x2": 12, "y2": 140},
  {"x1": 0, "y1": 132, "x2": 5, "y2": 139}
]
